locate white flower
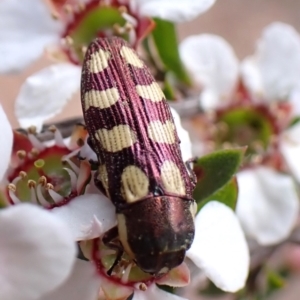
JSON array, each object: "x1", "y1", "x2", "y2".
[
  {"x1": 179, "y1": 34, "x2": 239, "y2": 111},
  {"x1": 41, "y1": 259, "x2": 101, "y2": 300},
  {"x1": 44, "y1": 201, "x2": 250, "y2": 298},
  {"x1": 179, "y1": 26, "x2": 300, "y2": 245},
  {"x1": 134, "y1": 0, "x2": 216, "y2": 23},
  {"x1": 0, "y1": 0, "x2": 216, "y2": 128},
  {"x1": 0, "y1": 105, "x2": 77, "y2": 300},
  {"x1": 15, "y1": 63, "x2": 81, "y2": 131},
  {"x1": 187, "y1": 201, "x2": 249, "y2": 292},
  {"x1": 236, "y1": 167, "x2": 299, "y2": 245},
  {"x1": 241, "y1": 22, "x2": 300, "y2": 103},
  {"x1": 0, "y1": 0, "x2": 217, "y2": 72}
]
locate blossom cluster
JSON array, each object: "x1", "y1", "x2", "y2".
[{"x1": 0, "y1": 0, "x2": 299, "y2": 300}]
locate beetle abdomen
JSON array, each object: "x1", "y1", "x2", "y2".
[{"x1": 81, "y1": 37, "x2": 194, "y2": 206}]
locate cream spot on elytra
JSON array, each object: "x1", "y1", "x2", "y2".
[
  {"x1": 87, "y1": 49, "x2": 111, "y2": 73},
  {"x1": 121, "y1": 165, "x2": 149, "y2": 203},
  {"x1": 95, "y1": 125, "x2": 136, "y2": 152},
  {"x1": 136, "y1": 82, "x2": 165, "y2": 102},
  {"x1": 120, "y1": 46, "x2": 143, "y2": 68},
  {"x1": 84, "y1": 88, "x2": 119, "y2": 110},
  {"x1": 147, "y1": 120, "x2": 175, "y2": 144},
  {"x1": 161, "y1": 160, "x2": 186, "y2": 195}
]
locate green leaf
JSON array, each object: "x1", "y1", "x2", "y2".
[
  {"x1": 163, "y1": 73, "x2": 176, "y2": 100},
  {"x1": 151, "y1": 18, "x2": 192, "y2": 86},
  {"x1": 193, "y1": 148, "x2": 245, "y2": 204},
  {"x1": 70, "y1": 7, "x2": 126, "y2": 62},
  {"x1": 198, "y1": 177, "x2": 238, "y2": 211},
  {"x1": 266, "y1": 270, "x2": 285, "y2": 293}
]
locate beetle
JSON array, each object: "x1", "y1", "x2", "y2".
[{"x1": 80, "y1": 37, "x2": 196, "y2": 276}]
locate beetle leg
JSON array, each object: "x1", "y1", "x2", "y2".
[
  {"x1": 185, "y1": 157, "x2": 198, "y2": 188},
  {"x1": 102, "y1": 226, "x2": 124, "y2": 276}
]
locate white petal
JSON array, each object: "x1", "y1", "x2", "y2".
[
  {"x1": 290, "y1": 87, "x2": 300, "y2": 116},
  {"x1": 236, "y1": 167, "x2": 299, "y2": 245},
  {"x1": 0, "y1": 0, "x2": 63, "y2": 73},
  {"x1": 180, "y1": 34, "x2": 239, "y2": 110},
  {"x1": 281, "y1": 124, "x2": 300, "y2": 182},
  {"x1": 133, "y1": 284, "x2": 188, "y2": 300},
  {"x1": 170, "y1": 107, "x2": 192, "y2": 161},
  {"x1": 0, "y1": 204, "x2": 76, "y2": 300},
  {"x1": 42, "y1": 260, "x2": 101, "y2": 300},
  {"x1": 187, "y1": 201, "x2": 249, "y2": 292},
  {"x1": 0, "y1": 105, "x2": 13, "y2": 180},
  {"x1": 240, "y1": 57, "x2": 264, "y2": 100},
  {"x1": 245, "y1": 22, "x2": 300, "y2": 101},
  {"x1": 52, "y1": 193, "x2": 117, "y2": 241},
  {"x1": 137, "y1": 0, "x2": 216, "y2": 23},
  {"x1": 15, "y1": 64, "x2": 81, "y2": 131}
]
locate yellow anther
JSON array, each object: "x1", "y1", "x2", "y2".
[
  {"x1": 77, "y1": 2, "x2": 86, "y2": 12},
  {"x1": 63, "y1": 4, "x2": 73, "y2": 14},
  {"x1": 51, "y1": 11, "x2": 59, "y2": 20},
  {"x1": 28, "y1": 180, "x2": 36, "y2": 188},
  {"x1": 139, "y1": 283, "x2": 147, "y2": 291},
  {"x1": 113, "y1": 23, "x2": 122, "y2": 35},
  {"x1": 7, "y1": 184, "x2": 16, "y2": 192},
  {"x1": 17, "y1": 150, "x2": 26, "y2": 159},
  {"x1": 30, "y1": 148, "x2": 39, "y2": 157},
  {"x1": 124, "y1": 23, "x2": 133, "y2": 32},
  {"x1": 65, "y1": 36, "x2": 74, "y2": 46},
  {"x1": 19, "y1": 171, "x2": 27, "y2": 179},
  {"x1": 48, "y1": 125, "x2": 57, "y2": 133},
  {"x1": 118, "y1": 6, "x2": 127, "y2": 13},
  {"x1": 38, "y1": 176, "x2": 47, "y2": 186},
  {"x1": 46, "y1": 183, "x2": 54, "y2": 190},
  {"x1": 27, "y1": 126, "x2": 37, "y2": 134}
]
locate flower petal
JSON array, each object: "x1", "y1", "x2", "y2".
[
  {"x1": 281, "y1": 124, "x2": 300, "y2": 182},
  {"x1": 0, "y1": 105, "x2": 13, "y2": 180},
  {"x1": 170, "y1": 108, "x2": 192, "y2": 161},
  {"x1": 156, "y1": 262, "x2": 190, "y2": 287},
  {"x1": 51, "y1": 193, "x2": 116, "y2": 241},
  {"x1": 187, "y1": 201, "x2": 249, "y2": 292},
  {"x1": 42, "y1": 259, "x2": 101, "y2": 300},
  {"x1": 240, "y1": 57, "x2": 264, "y2": 100},
  {"x1": 179, "y1": 34, "x2": 239, "y2": 110},
  {"x1": 101, "y1": 276, "x2": 133, "y2": 300},
  {"x1": 133, "y1": 284, "x2": 188, "y2": 300},
  {"x1": 236, "y1": 167, "x2": 299, "y2": 245},
  {"x1": 242, "y1": 22, "x2": 300, "y2": 101},
  {"x1": 136, "y1": 0, "x2": 216, "y2": 23},
  {"x1": 0, "y1": 0, "x2": 62, "y2": 73},
  {"x1": 0, "y1": 204, "x2": 76, "y2": 300},
  {"x1": 15, "y1": 64, "x2": 81, "y2": 131}
]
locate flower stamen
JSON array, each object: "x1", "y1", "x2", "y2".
[
  {"x1": 7, "y1": 184, "x2": 21, "y2": 204},
  {"x1": 46, "y1": 184, "x2": 64, "y2": 203},
  {"x1": 27, "y1": 180, "x2": 38, "y2": 204},
  {"x1": 121, "y1": 263, "x2": 133, "y2": 284},
  {"x1": 49, "y1": 125, "x2": 66, "y2": 147},
  {"x1": 62, "y1": 156, "x2": 80, "y2": 174},
  {"x1": 63, "y1": 167, "x2": 78, "y2": 192}
]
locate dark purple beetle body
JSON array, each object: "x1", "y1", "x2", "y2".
[{"x1": 81, "y1": 37, "x2": 196, "y2": 275}]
